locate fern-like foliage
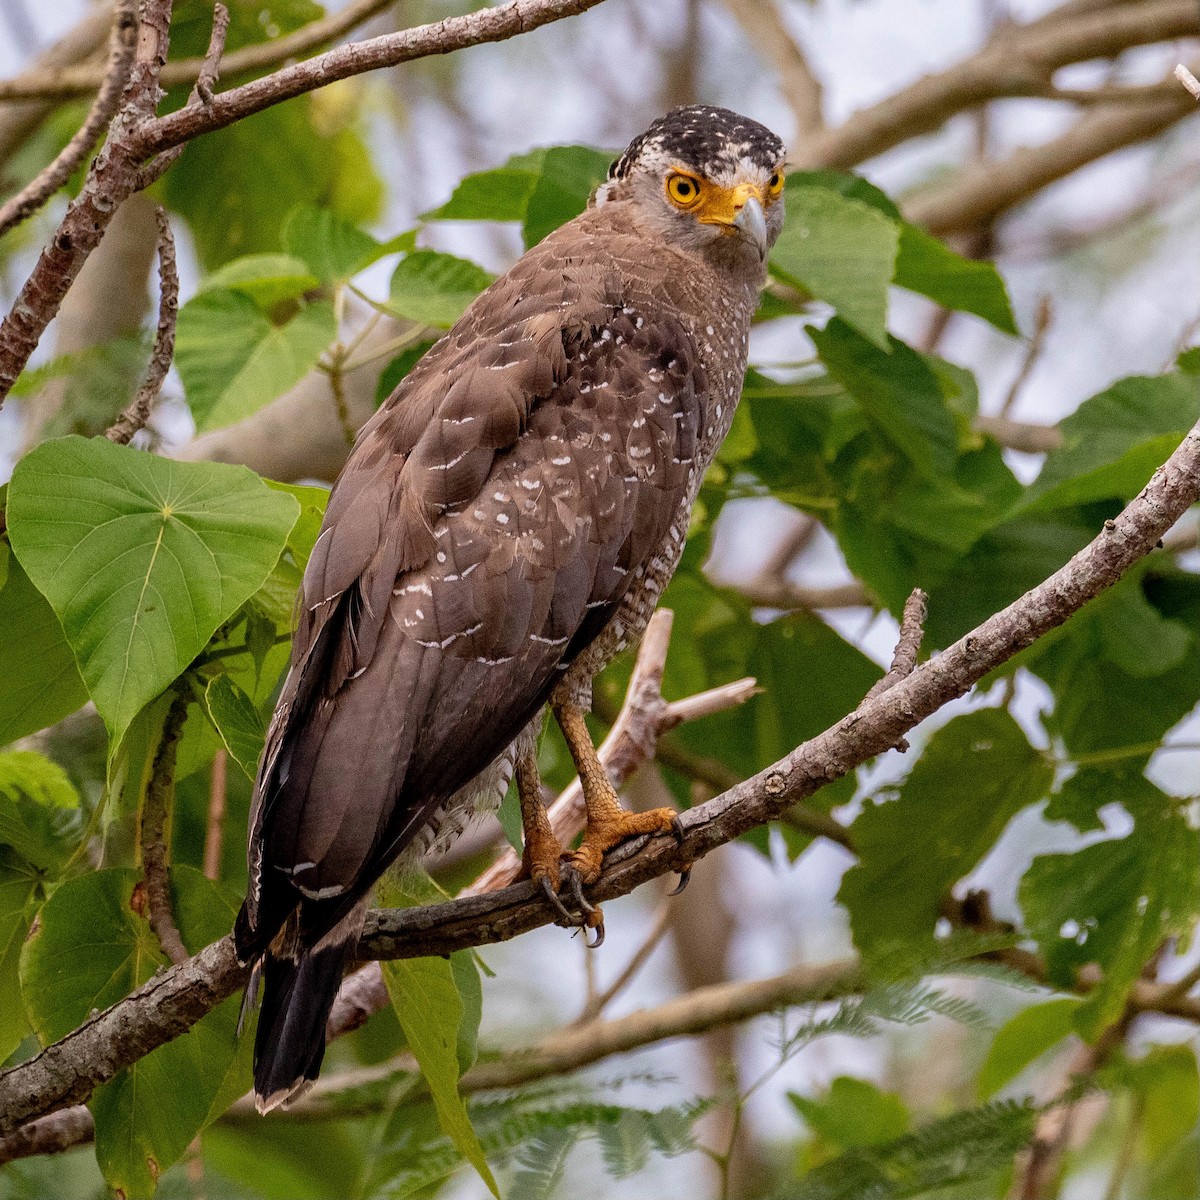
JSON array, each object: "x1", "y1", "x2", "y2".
[
  {"x1": 360, "y1": 1083, "x2": 712, "y2": 1199},
  {"x1": 777, "y1": 1099, "x2": 1038, "y2": 1200}
]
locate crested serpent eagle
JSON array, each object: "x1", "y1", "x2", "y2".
[{"x1": 236, "y1": 104, "x2": 787, "y2": 1110}]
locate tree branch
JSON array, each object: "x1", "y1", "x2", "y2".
[
  {"x1": 139, "y1": 690, "x2": 190, "y2": 966},
  {"x1": 0, "y1": 0, "x2": 137, "y2": 239},
  {"x1": 863, "y1": 588, "x2": 927, "y2": 705},
  {"x1": 796, "y1": 0, "x2": 1200, "y2": 172},
  {"x1": 0, "y1": 0, "x2": 610, "y2": 412},
  {"x1": 2, "y1": 412, "x2": 1195, "y2": 1142},
  {"x1": 0, "y1": 0, "x2": 402, "y2": 104},
  {"x1": 905, "y1": 89, "x2": 1198, "y2": 235},
  {"x1": 0, "y1": 0, "x2": 176, "y2": 408},
  {"x1": 132, "y1": 0, "x2": 611, "y2": 161},
  {"x1": 723, "y1": 0, "x2": 824, "y2": 138},
  {"x1": 105, "y1": 205, "x2": 178, "y2": 444}
]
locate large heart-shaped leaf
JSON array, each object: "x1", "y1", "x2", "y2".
[
  {"x1": 7, "y1": 437, "x2": 299, "y2": 749},
  {"x1": 0, "y1": 553, "x2": 88, "y2": 746}
]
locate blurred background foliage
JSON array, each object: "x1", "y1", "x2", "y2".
[{"x1": 0, "y1": 0, "x2": 1199, "y2": 1197}]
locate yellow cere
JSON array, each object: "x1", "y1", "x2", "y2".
[{"x1": 664, "y1": 170, "x2": 778, "y2": 226}]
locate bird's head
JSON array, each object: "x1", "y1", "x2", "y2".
[{"x1": 596, "y1": 105, "x2": 786, "y2": 280}]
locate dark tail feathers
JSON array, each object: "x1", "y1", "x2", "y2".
[{"x1": 252, "y1": 942, "x2": 351, "y2": 1112}]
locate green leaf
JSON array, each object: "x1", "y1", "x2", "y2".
[
  {"x1": 811, "y1": 320, "x2": 958, "y2": 479},
  {"x1": 774, "y1": 183, "x2": 899, "y2": 348},
  {"x1": 0, "y1": 750, "x2": 81, "y2": 874},
  {"x1": 20, "y1": 866, "x2": 243, "y2": 1197},
  {"x1": 424, "y1": 156, "x2": 545, "y2": 223},
  {"x1": 791, "y1": 1077, "x2": 910, "y2": 1149},
  {"x1": 0, "y1": 853, "x2": 39, "y2": 1063},
  {"x1": 175, "y1": 290, "x2": 336, "y2": 430},
  {"x1": 0, "y1": 748, "x2": 80, "y2": 1063},
  {"x1": 787, "y1": 1099, "x2": 1038, "y2": 1200},
  {"x1": 282, "y1": 205, "x2": 414, "y2": 284},
  {"x1": 839, "y1": 709, "x2": 1054, "y2": 959},
  {"x1": 388, "y1": 250, "x2": 494, "y2": 328},
  {"x1": 977, "y1": 998, "x2": 1083, "y2": 1098},
  {"x1": 0, "y1": 551, "x2": 89, "y2": 748},
  {"x1": 6, "y1": 437, "x2": 299, "y2": 749},
  {"x1": 1021, "y1": 776, "x2": 1200, "y2": 1040},
  {"x1": 1119, "y1": 1045, "x2": 1200, "y2": 1161},
  {"x1": 203, "y1": 675, "x2": 266, "y2": 780},
  {"x1": 196, "y1": 253, "x2": 319, "y2": 308},
  {"x1": 895, "y1": 224, "x2": 1018, "y2": 335},
  {"x1": 382, "y1": 955, "x2": 500, "y2": 1198},
  {"x1": 788, "y1": 170, "x2": 901, "y2": 220},
  {"x1": 160, "y1": 98, "x2": 381, "y2": 268},
  {"x1": 1027, "y1": 569, "x2": 1200, "y2": 758},
  {"x1": 1023, "y1": 373, "x2": 1200, "y2": 513},
  {"x1": 522, "y1": 145, "x2": 613, "y2": 247},
  {"x1": 509, "y1": 1128, "x2": 576, "y2": 1200}
]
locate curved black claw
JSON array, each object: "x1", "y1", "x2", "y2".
[
  {"x1": 586, "y1": 919, "x2": 606, "y2": 949},
  {"x1": 670, "y1": 814, "x2": 687, "y2": 846},
  {"x1": 538, "y1": 874, "x2": 581, "y2": 927},
  {"x1": 567, "y1": 868, "x2": 597, "y2": 916},
  {"x1": 668, "y1": 867, "x2": 691, "y2": 897}
]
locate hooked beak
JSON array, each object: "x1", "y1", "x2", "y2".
[{"x1": 733, "y1": 194, "x2": 768, "y2": 259}]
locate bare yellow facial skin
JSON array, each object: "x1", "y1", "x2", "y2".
[{"x1": 664, "y1": 169, "x2": 782, "y2": 228}]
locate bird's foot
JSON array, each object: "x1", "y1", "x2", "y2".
[
  {"x1": 521, "y1": 825, "x2": 579, "y2": 928},
  {"x1": 560, "y1": 807, "x2": 686, "y2": 947}
]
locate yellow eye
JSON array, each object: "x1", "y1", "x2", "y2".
[
  {"x1": 768, "y1": 171, "x2": 784, "y2": 197},
  {"x1": 666, "y1": 173, "x2": 702, "y2": 207}
]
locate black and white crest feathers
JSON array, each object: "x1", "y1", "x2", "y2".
[{"x1": 609, "y1": 105, "x2": 785, "y2": 184}]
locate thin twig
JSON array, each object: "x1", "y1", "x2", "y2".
[
  {"x1": 132, "y1": 1, "x2": 229, "y2": 189},
  {"x1": 140, "y1": 691, "x2": 191, "y2": 967},
  {"x1": 862, "y1": 588, "x2": 928, "y2": 704},
  {"x1": 0, "y1": 0, "x2": 138, "y2": 240},
  {"x1": 576, "y1": 901, "x2": 674, "y2": 1023},
  {"x1": 194, "y1": 2, "x2": 230, "y2": 104},
  {"x1": 203, "y1": 749, "x2": 228, "y2": 882},
  {"x1": 975, "y1": 414, "x2": 1065, "y2": 453},
  {"x1": 1175, "y1": 63, "x2": 1200, "y2": 100},
  {"x1": 105, "y1": 206, "x2": 179, "y2": 444},
  {"x1": 0, "y1": 0, "x2": 402, "y2": 104},
  {"x1": 1000, "y1": 296, "x2": 1053, "y2": 418}
]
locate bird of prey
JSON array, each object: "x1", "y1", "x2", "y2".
[{"x1": 235, "y1": 104, "x2": 786, "y2": 1111}]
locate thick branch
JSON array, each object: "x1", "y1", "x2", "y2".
[
  {"x1": 0, "y1": 0, "x2": 176, "y2": 407},
  {"x1": 105, "y1": 206, "x2": 179, "y2": 444},
  {"x1": 906, "y1": 91, "x2": 1197, "y2": 235},
  {"x1": 247, "y1": 958, "x2": 866, "y2": 1123},
  {"x1": 1, "y1": 402, "x2": 1198, "y2": 1143},
  {"x1": 0, "y1": 0, "x2": 137, "y2": 239},
  {"x1": 797, "y1": 0, "x2": 1200, "y2": 171}
]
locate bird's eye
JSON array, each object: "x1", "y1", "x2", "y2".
[
  {"x1": 666, "y1": 173, "x2": 701, "y2": 207},
  {"x1": 768, "y1": 171, "x2": 784, "y2": 197}
]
